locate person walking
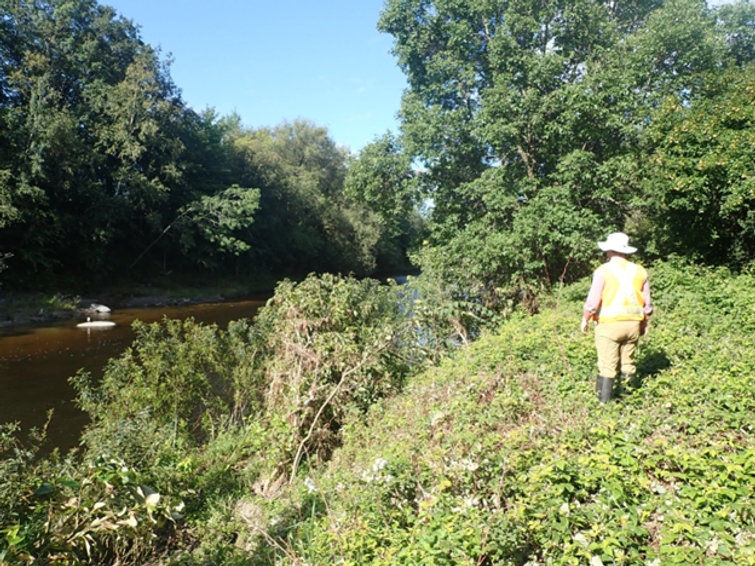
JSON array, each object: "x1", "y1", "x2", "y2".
[{"x1": 581, "y1": 232, "x2": 653, "y2": 402}]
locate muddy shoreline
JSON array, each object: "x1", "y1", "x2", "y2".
[{"x1": 0, "y1": 292, "x2": 265, "y2": 328}]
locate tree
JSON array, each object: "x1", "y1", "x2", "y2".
[
  {"x1": 712, "y1": 0, "x2": 755, "y2": 67},
  {"x1": 641, "y1": 65, "x2": 755, "y2": 266},
  {"x1": 228, "y1": 119, "x2": 386, "y2": 277},
  {"x1": 344, "y1": 132, "x2": 419, "y2": 238},
  {"x1": 344, "y1": 132, "x2": 423, "y2": 270},
  {"x1": 0, "y1": 0, "x2": 263, "y2": 287},
  {"x1": 0, "y1": 0, "x2": 188, "y2": 286},
  {"x1": 378, "y1": 0, "x2": 749, "y2": 297},
  {"x1": 129, "y1": 184, "x2": 260, "y2": 270}
]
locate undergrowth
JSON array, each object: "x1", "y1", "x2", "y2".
[
  {"x1": 2, "y1": 261, "x2": 755, "y2": 565},
  {"x1": 255, "y1": 260, "x2": 755, "y2": 565}
]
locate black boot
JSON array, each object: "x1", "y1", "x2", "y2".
[
  {"x1": 598, "y1": 376, "x2": 614, "y2": 403},
  {"x1": 595, "y1": 375, "x2": 603, "y2": 395}
]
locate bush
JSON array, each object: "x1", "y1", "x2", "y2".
[
  {"x1": 13, "y1": 263, "x2": 754, "y2": 565},
  {"x1": 0, "y1": 423, "x2": 183, "y2": 565},
  {"x1": 253, "y1": 273, "x2": 416, "y2": 478},
  {"x1": 261, "y1": 260, "x2": 755, "y2": 565}
]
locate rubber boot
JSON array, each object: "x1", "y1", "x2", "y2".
[
  {"x1": 595, "y1": 375, "x2": 604, "y2": 395},
  {"x1": 598, "y1": 376, "x2": 614, "y2": 403}
]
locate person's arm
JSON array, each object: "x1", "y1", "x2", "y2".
[
  {"x1": 642, "y1": 278, "x2": 653, "y2": 317},
  {"x1": 640, "y1": 277, "x2": 653, "y2": 335},
  {"x1": 581, "y1": 269, "x2": 604, "y2": 333}
]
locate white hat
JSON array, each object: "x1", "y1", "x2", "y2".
[{"x1": 598, "y1": 232, "x2": 637, "y2": 254}]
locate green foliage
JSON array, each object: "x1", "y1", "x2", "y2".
[
  {"x1": 0, "y1": 419, "x2": 182, "y2": 565},
  {"x1": 226, "y1": 119, "x2": 411, "y2": 277},
  {"x1": 345, "y1": 134, "x2": 422, "y2": 229},
  {"x1": 258, "y1": 261, "x2": 755, "y2": 565},
  {"x1": 716, "y1": 0, "x2": 755, "y2": 67},
  {"x1": 379, "y1": 0, "x2": 755, "y2": 302},
  {"x1": 402, "y1": 245, "x2": 507, "y2": 356},
  {"x1": 253, "y1": 273, "x2": 416, "y2": 477},
  {"x1": 187, "y1": 183, "x2": 260, "y2": 255},
  {"x1": 344, "y1": 132, "x2": 425, "y2": 272},
  {"x1": 6, "y1": 263, "x2": 755, "y2": 565},
  {"x1": 72, "y1": 316, "x2": 266, "y2": 454},
  {"x1": 70, "y1": 273, "x2": 421, "y2": 477},
  {"x1": 0, "y1": 0, "x2": 190, "y2": 286},
  {"x1": 0, "y1": 2, "x2": 418, "y2": 289},
  {"x1": 0, "y1": 273, "x2": 418, "y2": 564},
  {"x1": 641, "y1": 66, "x2": 755, "y2": 266}
]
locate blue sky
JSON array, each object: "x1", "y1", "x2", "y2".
[{"x1": 104, "y1": 0, "x2": 407, "y2": 152}]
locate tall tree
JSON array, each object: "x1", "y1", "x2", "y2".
[
  {"x1": 378, "y1": 0, "x2": 749, "y2": 296},
  {"x1": 344, "y1": 132, "x2": 423, "y2": 269},
  {"x1": 0, "y1": 0, "x2": 260, "y2": 288},
  {"x1": 229, "y1": 119, "x2": 384, "y2": 277},
  {"x1": 0, "y1": 0, "x2": 184, "y2": 286}
]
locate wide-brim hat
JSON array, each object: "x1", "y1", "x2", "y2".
[{"x1": 598, "y1": 232, "x2": 637, "y2": 254}]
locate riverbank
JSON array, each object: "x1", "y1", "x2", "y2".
[
  {"x1": 0, "y1": 286, "x2": 272, "y2": 328},
  {"x1": 4, "y1": 263, "x2": 754, "y2": 565},
  {"x1": 0, "y1": 271, "x2": 415, "y2": 327},
  {"x1": 0, "y1": 271, "x2": 287, "y2": 327}
]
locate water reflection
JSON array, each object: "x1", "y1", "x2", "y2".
[{"x1": 0, "y1": 299, "x2": 265, "y2": 451}]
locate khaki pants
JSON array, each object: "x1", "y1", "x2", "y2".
[{"x1": 595, "y1": 320, "x2": 641, "y2": 378}]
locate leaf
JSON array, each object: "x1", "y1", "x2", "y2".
[
  {"x1": 144, "y1": 493, "x2": 161, "y2": 507},
  {"x1": 574, "y1": 532, "x2": 589, "y2": 548},
  {"x1": 34, "y1": 482, "x2": 53, "y2": 495},
  {"x1": 118, "y1": 514, "x2": 138, "y2": 528}
]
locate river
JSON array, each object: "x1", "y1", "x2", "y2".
[{"x1": 0, "y1": 298, "x2": 266, "y2": 452}]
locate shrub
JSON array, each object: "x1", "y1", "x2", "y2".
[
  {"x1": 259, "y1": 260, "x2": 755, "y2": 565},
  {"x1": 0, "y1": 423, "x2": 182, "y2": 565},
  {"x1": 253, "y1": 273, "x2": 415, "y2": 478}
]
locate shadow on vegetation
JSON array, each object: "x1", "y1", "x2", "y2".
[{"x1": 637, "y1": 348, "x2": 671, "y2": 378}]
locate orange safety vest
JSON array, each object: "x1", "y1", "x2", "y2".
[{"x1": 596, "y1": 260, "x2": 647, "y2": 323}]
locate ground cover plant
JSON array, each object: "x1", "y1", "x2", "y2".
[
  {"x1": 254, "y1": 260, "x2": 755, "y2": 565},
  {"x1": 2, "y1": 262, "x2": 755, "y2": 565},
  {"x1": 0, "y1": 273, "x2": 457, "y2": 565}
]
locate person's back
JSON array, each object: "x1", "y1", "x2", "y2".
[{"x1": 595, "y1": 257, "x2": 648, "y2": 323}]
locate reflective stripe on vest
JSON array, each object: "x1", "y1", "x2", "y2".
[{"x1": 597, "y1": 261, "x2": 645, "y2": 322}]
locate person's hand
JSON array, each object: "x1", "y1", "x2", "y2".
[
  {"x1": 581, "y1": 318, "x2": 590, "y2": 334},
  {"x1": 640, "y1": 319, "x2": 649, "y2": 336}
]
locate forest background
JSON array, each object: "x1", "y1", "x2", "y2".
[
  {"x1": 2, "y1": 0, "x2": 753, "y2": 298},
  {"x1": 2, "y1": 0, "x2": 755, "y2": 564}
]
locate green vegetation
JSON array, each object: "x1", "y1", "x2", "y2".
[
  {"x1": 3, "y1": 0, "x2": 755, "y2": 563},
  {"x1": 4, "y1": 0, "x2": 755, "y2": 301},
  {"x1": 0, "y1": 1, "x2": 419, "y2": 292},
  {"x1": 377, "y1": 0, "x2": 755, "y2": 303},
  {"x1": 290, "y1": 261, "x2": 755, "y2": 565},
  {"x1": 2, "y1": 263, "x2": 755, "y2": 564}
]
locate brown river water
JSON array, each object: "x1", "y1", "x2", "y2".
[{"x1": 0, "y1": 299, "x2": 266, "y2": 452}]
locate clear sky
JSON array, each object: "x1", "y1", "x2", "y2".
[{"x1": 103, "y1": 0, "x2": 407, "y2": 153}]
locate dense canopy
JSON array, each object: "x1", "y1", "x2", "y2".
[
  {"x1": 0, "y1": 0, "x2": 416, "y2": 290},
  {"x1": 378, "y1": 0, "x2": 755, "y2": 300}
]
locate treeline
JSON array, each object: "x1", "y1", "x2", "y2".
[
  {"x1": 0, "y1": 0, "x2": 421, "y2": 291},
  {"x1": 3, "y1": 0, "x2": 754, "y2": 300}
]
